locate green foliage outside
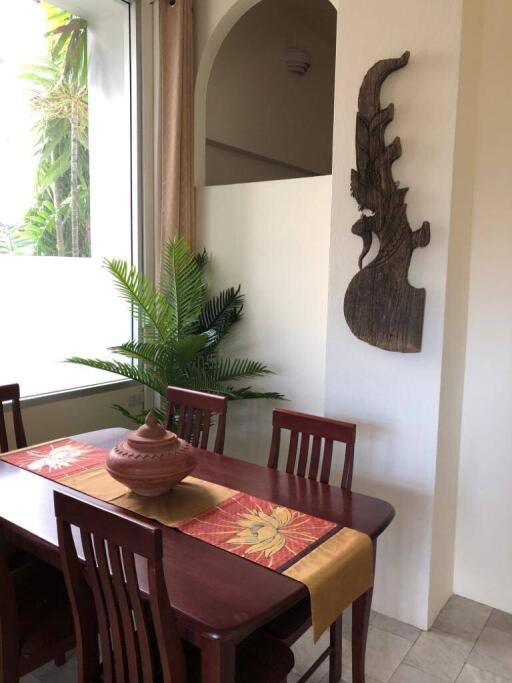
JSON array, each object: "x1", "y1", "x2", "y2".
[
  {"x1": 1, "y1": 2, "x2": 90, "y2": 257},
  {"x1": 67, "y1": 238, "x2": 284, "y2": 424}
]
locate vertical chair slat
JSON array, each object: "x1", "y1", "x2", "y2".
[
  {"x1": 200, "y1": 411, "x2": 211, "y2": 450},
  {"x1": 297, "y1": 433, "x2": 310, "y2": 477},
  {"x1": 191, "y1": 410, "x2": 202, "y2": 447},
  {"x1": 56, "y1": 519, "x2": 100, "y2": 683},
  {"x1": 308, "y1": 436, "x2": 322, "y2": 480},
  {"x1": 183, "y1": 407, "x2": 194, "y2": 442},
  {"x1": 0, "y1": 384, "x2": 27, "y2": 452},
  {"x1": 80, "y1": 530, "x2": 114, "y2": 683},
  {"x1": 108, "y1": 541, "x2": 141, "y2": 683},
  {"x1": 267, "y1": 425, "x2": 281, "y2": 469},
  {"x1": 286, "y1": 431, "x2": 299, "y2": 474},
  {"x1": 342, "y1": 443, "x2": 355, "y2": 490},
  {"x1": 0, "y1": 405, "x2": 8, "y2": 453},
  {"x1": 93, "y1": 536, "x2": 127, "y2": 683},
  {"x1": 12, "y1": 398, "x2": 26, "y2": 449},
  {"x1": 176, "y1": 405, "x2": 187, "y2": 438},
  {"x1": 214, "y1": 411, "x2": 226, "y2": 454},
  {"x1": 121, "y1": 548, "x2": 155, "y2": 683},
  {"x1": 320, "y1": 439, "x2": 333, "y2": 484}
]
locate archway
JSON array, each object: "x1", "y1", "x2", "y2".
[{"x1": 194, "y1": 0, "x2": 338, "y2": 186}]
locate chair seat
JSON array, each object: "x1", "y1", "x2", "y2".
[
  {"x1": 265, "y1": 597, "x2": 311, "y2": 641},
  {"x1": 185, "y1": 630, "x2": 295, "y2": 683}
]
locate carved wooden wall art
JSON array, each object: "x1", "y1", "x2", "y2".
[{"x1": 343, "y1": 51, "x2": 430, "y2": 353}]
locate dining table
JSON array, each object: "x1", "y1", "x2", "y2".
[{"x1": 0, "y1": 427, "x2": 395, "y2": 683}]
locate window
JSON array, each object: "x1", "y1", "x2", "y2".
[{"x1": 0, "y1": 0, "x2": 136, "y2": 397}]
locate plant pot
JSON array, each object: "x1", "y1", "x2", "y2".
[{"x1": 106, "y1": 411, "x2": 197, "y2": 497}]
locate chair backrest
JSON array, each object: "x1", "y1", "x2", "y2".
[
  {"x1": 0, "y1": 384, "x2": 27, "y2": 453},
  {"x1": 267, "y1": 408, "x2": 356, "y2": 489},
  {"x1": 165, "y1": 386, "x2": 227, "y2": 454},
  {"x1": 54, "y1": 492, "x2": 187, "y2": 683}
]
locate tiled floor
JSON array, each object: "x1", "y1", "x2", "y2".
[{"x1": 22, "y1": 596, "x2": 512, "y2": 683}]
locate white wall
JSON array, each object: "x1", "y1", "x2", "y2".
[
  {"x1": 324, "y1": 0, "x2": 463, "y2": 629},
  {"x1": 205, "y1": 0, "x2": 336, "y2": 184},
  {"x1": 195, "y1": 0, "x2": 512, "y2": 632},
  {"x1": 429, "y1": 0, "x2": 483, "y2": 624},
  {"x1": 197, "y1": 176, "x2": 331, "y2": 464},
  {"x1": 454, "y1": 0, "x2": 512, "y2": 613},
  {"x1": 15, "y1": 385, "x2": 140, "y2": 446}
]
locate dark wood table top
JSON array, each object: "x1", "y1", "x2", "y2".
[{"x1": 0, "y1": 428, "x2": 395, "y2": 644}]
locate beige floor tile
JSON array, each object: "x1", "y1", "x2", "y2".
[
  {"x1": 404, "y1": 629, "x2": 473, "y2": 682},
  {"x1": 373, "y1": 613, "x2": 422, "y2": 643},
  {"x1": 291, "y1": 627, "x2": 330, "y2": 682},
  {"x1": 487, "y1": 610, "x2": 512, "y2": 635},
  {"x1": 468, "y1": 627, "x2": 512, "y2": 680},
  {"x1": 457, "y1": 663, "x2": 512, "y2": 683},
  {"x1": 434, "y1": 596, "x2": 492, "y2": 642},
  {"x1": 390, "y1": 663, "x2": 446, "y2": 683},
  {"x1": 342, "y1": 625, "x2": 413, "y2": 683}
]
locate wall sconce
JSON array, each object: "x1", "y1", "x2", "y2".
[{"x1": 285, "y1": 47, "x2": 311, "y2": 76}]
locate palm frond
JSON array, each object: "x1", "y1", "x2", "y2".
[
  {"x1": 112, "y1": 404, "x2": 166, "y2": 426},
  {"x1": 105, "y1": 259, "x2": 171, "y2": 342},
  {"x1": 110, "y1": 341, "x2": 169, "y2": 371},
  {"x1": 226, "y1": 387, "x2": 286, "y2": 400},
  {"x1": 208, "y1": 357, "x2": 273, "y2": 383},
  {"x1": 198, "y1": 286, "x2": 243, "y2": 333},
  {"x1": 65, "y1": 357, "x2": 167, "y2": 395},
  {"x1": 160, "y1": 237, "x2": 202, "y2": 339}
]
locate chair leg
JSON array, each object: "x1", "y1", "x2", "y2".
[
  {"x1": 54, "y1": 652, "x2": 66, "y2": 667},
  {"x1": 329, "y1": 615, "x2": 343, "y2": 682}
]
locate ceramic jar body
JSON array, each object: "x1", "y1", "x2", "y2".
[{"x1": 106, "y1": 412, "x2": 197, "y2": 496}]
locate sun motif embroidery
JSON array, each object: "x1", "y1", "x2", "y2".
[
  {"x1": 26, "y1": 443, "x2": 91, "y2": 472},
  {"x1": 225, "y1": 505, "x2": 318, "y2": 560}
]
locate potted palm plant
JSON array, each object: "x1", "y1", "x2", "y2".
[{"x1": 67, "y1": 237, "x2": 283, "y2": 422}]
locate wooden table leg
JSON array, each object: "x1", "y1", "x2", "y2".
[
  {"x1": 201, "y1": 635, "x2": 236, "y2": 683},
  {"x1": 352, "y1": 587, "x2": 373, "y2": 683}
]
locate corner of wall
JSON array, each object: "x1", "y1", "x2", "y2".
[{"x1": 428, "y1": 0, "x2": 485, "y2": 625}]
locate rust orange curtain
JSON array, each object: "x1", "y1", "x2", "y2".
[{"x1": 157, "y1": 0, "x2": 195, "y2": 259}]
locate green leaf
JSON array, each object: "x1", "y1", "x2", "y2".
[
  {"x1": 172, "y1": 333, "x2": 210, "y2": 365},
  {"x1": 209, "y1": 357, "x2": 273, "y2": 383},
  {"x1": 65, "y1": 357, "x2": 167, "y2": 395},
  {"x1": 112, "y1": 404, "x2": 167, "y2": 426},
  {"x1": 160, "y1": 237, "x2": 202, "y2": 339},
  {"x1": 110, "y1": 341, "x2": 169, "y2": 371},
  {"x1": 105, "y1": 259, "x2": 171, "y2": 342},
  {"x1": 198, "y1": 286, "x2": 244, "y2": 334}
]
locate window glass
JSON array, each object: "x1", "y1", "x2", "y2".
[{"x1": 0, "y1": 0, "x2": 134, "y2": 396}]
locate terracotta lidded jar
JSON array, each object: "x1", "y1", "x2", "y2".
[{"x1": 106, "y1": 411, "x2": 197, "y2": 497}]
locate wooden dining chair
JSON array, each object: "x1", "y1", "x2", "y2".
[
  {"x1": 0, "y1": 536, "x2": 75, "y2": 683},
  {"x1": 165, "y1": 386, "x2": 228, "y2": 454},
  {"x1": 266, "y1": 408, "x2": 357, "y2": 683},
  {"x1": 54, "y1": 491, "x2": 294, "y2": 683},
  {"x1": 0, "y1": 384, "x2": 27, "y2": 453},
  {"x1": 267, "y1": 408, "x2": 356, "y2": 489}
]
